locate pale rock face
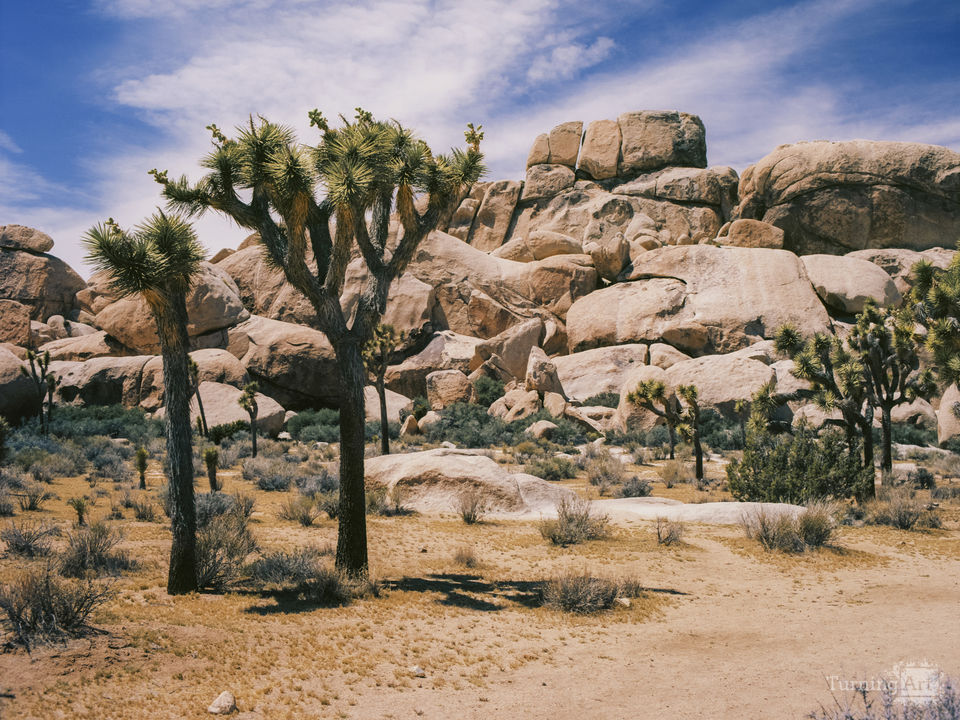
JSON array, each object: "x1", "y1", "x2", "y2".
[
  {"x1": 722, "y1": 219, "x2": 785, "y2": 249},
  {"x1": 492, "y1": 230, "x2": 581, "y2": 262},
  {"x1": 503, "y1": 389, "x2": 542, "y2": 423},
  {"x1": 363, "y1": 386, "x2": 412, "y2": 425},
  {"x1": 891, "y1": 398, "x2": 936, "y2": 428},
  {"x1": 800, "y1": 254, "x2": 902, "y2": 314},
  {"x1": 553, "y1": 344, "x2": 648, "y2": 402},
  {"x1": 845, "y1": 247, "x2": 954, "y2": 295},
  {"x1": 139, "y1": 349, "x2": 247, "y2": 411},
  {"x1": 615, "y1": 364, "x2": 672, "y2": 432},
  {"x1": 40, "y1": 331, "x2": 128, "y2": 362},
  {"x1": 578, "y1": 119, "x2": 621, "y2": 180},
  {"x1": 568, "y1": 245, "x2": 832, "y2": 355},
  {"x1": 194, "y1": 381, "x2": 285, "y2": 437},
  {"x1": 525, "y1": 419, "x2": 559, "y2": 440},
  {"x1": 648, "y1": 343, "x2": 691, "y2": 369},
  {"x1": 399, "y1": 414, "x2": 420, "y2": 437},
  {"x1": 527, "y1": 133, "x2": 550, "y2": 167},
  {"x1": 771, "y1": 359, "x2": 812, "y2": 397},
  {"x1": 0, "y1": 299, "x2": 31, "y2": 345},
  {"x1": 584, "y1": 231, "x2": 630, "y2": 281},
  {"x1": 0, "y1": 247, "x2": 85, "y2": 321},
  {"x1": 425, "y1": 369, "x2": 476, "y2": 410},
  {"x1": 937, "y1": 384, "x2": 960, "y2": 445},
  {"x1": 386, "y1": 330, "x2": 483, "y2": 399},
  {"x1": 548, "y1": 121, "x2": 583, "y2": 167},
  {"x1": 470, "y1": 317, "x2": 544, "y2": 381},
  {"x1": 664, "y1": 354, "x2": 775, "y2": 418},
  {"x1": 470, "y1": 180, "x2": 523, "y2": 251},
  {"x1": 734, "y1": 140, "x2": 960, "y2": 255},
  {"x1": 55, "y1": 356, "x2": 154, "y2": 408},
  {"x1": 0, "y1": 345, "x2": 39, "y2": 421},
  {"x1": 92, "y1": 262, "x2": 249, "y2": 354},
  {"x1": 226, "y1": 315, "x2": 338, "y2": 410},
  {"x1": 617, "y1": 110, "x2": 707, "y2": 174},
  {"x1": 522, "y1": 164, "x2": 576, "y2": 201},
  {"x1": 524, "y1": 347, "x2": 565, "y2": 396},
  {"x1": 0, "y1": 224, "x2": 54, "y2": 253}
]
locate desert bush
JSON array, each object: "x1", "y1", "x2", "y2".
[
  {"x1": 1, "y1": 521, "x2": 58, "y2": 557},
  {"x1": 0, "y1": 493, "x2": 14, "y2": 517},
  {"x1": 539, "y1": 572, "x2": 621, "y2": 614},
  {"x1": 584, "y1": 448, "x2": 626, "y2": 494},
  {"x1": 59, "y1": 522, "x2": 133, "y2": 577},
  {"x1": 0, "y1": 417, "x2": 8, "y2": 463},
  {"x1": 242, "y1": 456, "x2": 295, "y2": 491},
  {"x1": 315, "y1": 492, "x2": 339, "y2": 519},
  {"x1": 131, "y1": 497, "x2": 157, "y2": 522},
  {"x1": 410, "y1": 396, "x2": 430, "y2": 421},
  {"x1": 742, "y1": 503, "x2": 835, "y2": 553},
  {"x1": 867, "y1": 488, "x2": 941, "y2": 530},
  {"x1": 512, "y1": 440, "x2": 545, "y2": 462},
  {"x1": 931, "y1": 485, "x2": 960, "y2": 500},
  {"x1": 207, "y1": 420, "x2": 249, "y2": 445},
  {"x1": 807, "y1": 675, "x2": 959, "y2": 720},
  {"x1": 886, "y1": 422, "x2": 938, "y2": 448},
  {"x1": 84, "y1": 437, "x2": 134, "y2": 483},
  {"x1": 452, "y1": 545, "x2": 479, "y2": 568},
  {"x1": 17, "y1": 483, "x2": 53, "y2": 512},
  {"x1": 0, "y1": 566, "x2": 114, "y2": 648},
  {"x1": 657, "y1": 459, "x2": 692, "y2": 488},
  {"x1": 473, "y1": 376, "x2": 505, "y2": 408},
  {"x1": 727, "y1": 426, "x2": 869, "y2": 503},
  {"x1": 582, "y1": 392, "x2": 620, "y2": 408},
  {"x1": 67, "y1": 497, "x2": 89, "y2": 526},
  {"x1": 525, "y1": 456, "x2": 578, "y2": 482},
  {"x1": 231, "y1": 490, "x2": 256, "y2": 520},
  {"x1": 286, "y1": 409, "x2": 340, "y2": 444},
  {"x1": 455, "y1": 489, "x2": 488, "y2": 524},
  {"x1": 47, "y1": 405, "x2": 161, "y2": 444},
  {"x1": 195, "y1": 492, "x2": 236, "y2": 528},
  {"x1": 698, "y1": 408, "x2": 745, "y2": 451},
  {"x1": 539, "y1": 495, "x2": 609, "y2": 546},
  {"x1": 295, "y1": 467, "x2": 339, "y2": 498},
  {"x1": 618, "y1": 476, "x2": 652, "y2": 498},
  {"x1": 425, "y1": 403, "x2": 513, "y2": 447},
  {"x1": 909, "y1": 467, "x2": 936, "y2": 490},
  {"x1": 278, "y1": 496, "x2": 320, "y2": 526},
  {"x1": 655, "y1": 517, "x2": 685, "y2": 546},
  {"x1": 0, "y1": 467, "x2": 25, "y2": 491},
  {"x1": 195, "y1": 510, "x2": 257, "y2": 591},
  {"x1": 796, "y1": 501, "x2": 836, "y2": 548},
  {"x1": 246, "y1": 546, "x2": 332, "y2": 587}
]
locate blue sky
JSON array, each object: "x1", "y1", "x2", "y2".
[{"x1": 1, "y1": 0, "x2": 958, "y2": 276}]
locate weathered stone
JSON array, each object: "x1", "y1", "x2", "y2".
[
  {"x1": 937, "y1": 384, "x2": 960, "y2": 445},
  {"x1": 584, "y1": 231, "x2": 629, "y2": 281},
  {"x1": 207, "y1": 690, "x2": 237, "y2": 715},
  {"x1": 845, "y1": 247, "x2": 954, "y2": 296},
  {"x1": 578, "y1": 119, "x2": 621, "y2": 180},
  {"x1": 543, "y1": 391, "x2": 567, "y2": 418},
  {"x1": 891, "y1": 398, "x2": 936, "y2": 428},
  {"x1": 470, "y1": 181, "x2": 522, "y2": 251},
  {"x1": 522, "y1": 164, "x2": 576, "y2": 201},
  {"x1": 503, "y1": 390, "x2": 541, "y2": 423},
  {"x1": 525, "y1": 420, "x2": 559, "y2": 440},
  {"x1": 617, "y1": 110, "x2": 707, "y2": 174},
  {"x1": 722, "y1": 219, "x2": 785, "y2": 249},
  {"x1": 548, "y1": 121, "x2": 583, "y2": 168},
  {"x1": 0, "y1": 299, "x2": 30, "y2": 345},
  {"x1": 192, "y1": 381, "x2": 285, "y2": 437},
  {"x1": 426, "y1": 369, "x2": 476, "y2": 410},
  {"x1": 492, "y1": 230, "x2": 581, "y2": 262},
  {"x1": 40, "y1": 331, "x2": 128, "y2": 362},
  {"x1": 615, "y1": 364, "x2": 672, "y2": 432},
  {"x1": 386, "y1": 330, "x2": 483, "y2": 398},
  {"x1": 665, "y1": 354, "x2": 775, "y2": 418},
  {"x1": 399, "y1": 414, "x2": 420, "y2": 437},
  {"x1": 524, "y1": 347, "x2": 564, "y2": 396},
  {"x1": 0, "y1": 346, "x2": 38, "y2": 421},
  {"x1": 734, "y1": 140, "x2": 960, "y2": 255},
  {"x1": 0, "y1": 224, "x2": 54, "y2": 253},
  {"x1": 447, "y1": 197, "x2": 481, "y2": 241},
  {"x1": 470, "y1": 318, "x2": 544, "y2": 381},
  {"x1": 526, "y1": 133, "x2": 550, "y2": 168},
  {"x1": 553, "y1": 344, "x2": 648, "y2": 402},
  {"x1": 0, "y1": 248, "x2": 85, "y2": 320},
  {"x1": 649, "y1": 343, "x2": 691, "y2": 369},
  {"x1": 363, "y1": 386, "x2": 411, "y2": 424},
  {"x1": 801, "y1": 254, "x2": 901, "y2": 314},
  {"x1": 55, "y1": 356, "x2": 153, "y2": 408},
  {"x1": 140, "y1": 349, "x2": 247, "y2": 411}
]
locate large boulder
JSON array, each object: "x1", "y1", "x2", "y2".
[
  {"x1": 617, "y1": 110, "x2": 707, "y2": 174},
  {"x1": 40, "y1": 331, "x2": 128, "y2": 362},
  {"x1": 88, "y1": 262, "x2": 249, "y2": 354},
  {"x1": 0, "y1": 346, "x2": 39, "y2": 421},
  {"x1": 491, "y1": 230, "x2": 581, "y2": 262},
  {"x1": 406, "y1": 231, "x2": 596, "y2": 338},
  {"x1": 0, "y1": 224, "x2": 54, "y2": 253},
  {"x1": 664, "y1": 354, "x2": 775, "y2": 417},
  {"x1": 364, "y1": 448, "x2": 575, "y2": 514},
  {"x1": 553, "y1": 344, "x2": 649, "y2": 402},
  {"x1": 615, "y1": 364, "x2": 672, "y2": 432},
  {"x1": 385, "y1": 330, "x2": 482, "y2": 399},
  {"x1": 578, "y1": 119, "x2": 621, "y2": 181},
  {"x1": 192, "y1": 381, "x2": 284, "y2": 436},
  {"x1": 937, "y1": 384, "x2": 960, "y2": 445},
  {"x1": 734, "y1": 140, "x2": 960, "y2": 255},
  {"x1": 845, "y1": 247, "x2": 954, "y2": 295},
  {"x1": 54, "y1": 356, "x2": 153, "y2": 408},
  {"x1": 721, "y1": 219, "x2": 784, "y2": 249},
  {"x1": 426, "y1": 369, "x2": 476, "y2": 410},
  {"x1": 800, "y1": 254, "x2": 901, "y2": 314},
  {"x1": 524, "y1": 347, "x2": 565, "y2": 396},
  {"x1": 469, "y1": 180, "x2": 523, "y2": 251},
  {"x1": 226, "y1": 315, "x2": 338, "y2": 410},
  {"x1": 139, "y1": 349, "x2": 247, "y2": 411},
  {"x1": 567, "y1": 245, "x2": 832, "y2": 355},
  {"x1": 0, "y1": 247, "x2": 85, "y2": 320},
  {"x1": 0, "y1": 299, "x2": 30, "y2": 345},
  {"x1": 363, "y1": 386, "x2": 411, "y2": 424},
  {"x1": 470, "y1": 317, "x2": 544, "y2": 381}
]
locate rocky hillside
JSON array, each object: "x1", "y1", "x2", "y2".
[{"x1": 2, "y1": 110, "x2": 959, "y2": 442}]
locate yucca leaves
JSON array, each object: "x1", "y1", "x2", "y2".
[{"x1": 907, "y1": 242, "x2": 960, "y2": 385}]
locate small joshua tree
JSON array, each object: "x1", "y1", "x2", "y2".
[
  {"x1": 189, "y1": 358, "x2": 208, "y2": 438},
  {"x1": 363, "y1": 323, "x2": 404, "y2": 455},
  {"x1": 20, "y1": 349, "x2": 51, "y2": 433},
  {"x1": 203, "y1": 447, "x2": 219, "y2": 492},
  {"x1": 67, "y1": 497, "x2": 88, "y2": 526},
  {"x1": 675, "y1": 385, "x2": 704, "y2": 482},
  {"x1": 626, "y1": 380, "x2": 681, "y2": 459},
  {"x1": 44, "y1": 371, "x2": 59, "y2": 428},
  {"x1": 239, "y1": 382, "x2": 259, "y2": 458},
  {"x1": 135, "y1": 446, "x2": 149, "y2": 490}
]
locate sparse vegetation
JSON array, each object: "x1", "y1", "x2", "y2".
[
  {"x1": 657, "y1": 459, "x2": 692, "y2": 488},
  {"x1": 1, "y1": 521, "x2": 58, "y2": 558},
  {"x1": 539, "y1": 495, "x2": 609, "y2": 546},
  {"x1": 59, "y1": 521, "x2": 133, "y2": 577},
  {"x1": 655, "y1": 517, "x2": 685, "y2": 546},
  {"x1": 195, "y1": 509, "x2": 257, "y2": 591},
  {"x1": 525, "y1": 455, "x2": 577, "y2": 481},
  {"x1": 583, "y1": 447, "x2": 626, "y2": 495},
  {"x1": 618, "y1": 476, "x2": 652, "y2": 497},
  {"x1": 539, "y1": 571, "x2": 643, "y2": 614},
  {"x1": 741, "y1": 503, "x2": 836, "y2": 553},
  {"x1": 866, "y1": 488, "x2": 941, "y2": 530},
  {"x1": 452, "y1": 545, "x2": 479, "y2": 568},
  {"x1": 455, "y1": 489, "x2": 488, "y2": 524},
  {"x1": 278, "y1": 496, "x2": 321, "y2": 526}
]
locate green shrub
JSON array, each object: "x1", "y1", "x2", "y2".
[
  {"x1": 46, "y1": 405, "x2": 162, "y2": 444},
  {"x1": 584, "y1": 448, "x2": 626, "y2": 493},
  {"x1": 241, "y1": 457, "x2": 295, "y2": 491},
  {"x1": 699, "y1": 409, "x2": 745, "y2": 451},
  {"x1": 525, "y1": 456, "x2": 578, "y2": 481},
  {"x1": 727, "y1": 426, "x2": 869, "y2": 503},
  {"x1": 909, "y1": 467, "x2": 936, "y2": 490},
  {"x1": 286, "y1": 409, "x2": 340, "y2": 443},
  {"x1": 425, "y1": 403, "x2": 589, "y2": 449},
  {"x1": 207, "y1": 420, "x2": 250, "y2": 445},
  {"x1": 17, "y1": 484, "x2": 53, "y2": 512},
  {"x1": 0, "y1": 566, "x2": 114, "y2": 648},
  {"x1": 246, "y1": 546, "x2": 333, "y2": 588},
  {"x1": 473, "y1": 376, "x2": 505, "y2": 408},
  {"x1": 887, "y1": 423, "x2": 937, "y2": 448},
  {"x1": 1, "y1": 521, "x2": 58, "y2": 557},
  {"x1": 59, "y1": 522, "x2": 133, "y2": 577},
  {"x1": 195, "y1": 492, "x2": 236, "y2": 528},
  {"x1": 295, "y1": 468, "x2": 339, "y2": 497},
  {"x1": 131, "y1": 497, "x2": 157, "y2": 522},
  {"x1": 932, "y1": 485, "x2": 960, "y2": 500},
  {"x1": 316, "y1": 492, "x2": 339, "y2": 519},
  {"x1": 410, "y1": 396, "x2": 430, "y2": 421},
  {"x1": 582, "y1": 392, "x2": 620, "y2": 408},
  {"x1": 657, "y1": 459, "x2": 692, "y2": 488},
  {"x1": 796, "y1": 501, "x2": 836, "y2": 548},
  {"x1": 539, "y1": 495, "x2": 609, "y2": 546}
]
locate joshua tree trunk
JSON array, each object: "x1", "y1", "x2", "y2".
[
  {"x1": 667, "y1": 423, "x2": 676, "y2": 460},
  {"x1": 692, "y1": 428, "x2": 703, "y2": 481},
  {"x1": 335, "y1": 340, "x2": 369, "y2": 577},
  {"x1": 377, "y1": 376, "x2": 390, "y2": 455},
  {"x1": 880, "y1": 404, "x2": 893, "y2": 476},
  {"x1": 195, "y1": 386, "x2": 209, "y2": 438},
  {"x1": 859, "y1": 415, "x2": 876, "y2": 499},
  {"x1": 248, "y1": 409, "x2": 258, "y2": 458},
  {"x1": 155, "y1": 296, "x2": 198, "y2": 595}
]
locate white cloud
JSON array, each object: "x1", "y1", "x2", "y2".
[
  {"x1": 0, "y1": 130, "x2": 22, "y2": 154},
  {"x1": 526, "y1": 36, "x2": 615, "y2": 84}
]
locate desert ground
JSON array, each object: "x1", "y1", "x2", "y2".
[{"x1": 2, "y1": 447, "x2": 957, "y2": 720}]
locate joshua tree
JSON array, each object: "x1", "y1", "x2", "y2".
[
  {"x1": 239, "y1": 382, "x2": 259, "y2": 458},
  {"x1": 627, "y1": 380, "x2": 681, "y2": 459},
  {"x1": 135, "y1": 446, "x2": 149, "y2": 490},
  {"x1": 67, "y1": 497, "x2": 88, "y2": 526},
  {"x1": 44, "y1": 371, "x2": 59, "y2": 428},
  {"x1": 203, "y1": 447, "x2": 219, "y2": 492},
  {"x1": 152, "y1": 110, "x2": 484, "y2": 576},
  {"x1": 847, "y1": 303, "x2": 936, "y2": 473},
  {"x1": 775, "y1": 325, "x2": 875, "y2": 495},
  {"x1": 908, "y1": 249, "x2": 960, "y2": 385},
  {"x1": 189, "y1": 358, "x2": 209, "y2": 437},
  {"x1": 20, "y1": 349, "x2": 51, "y2": 433},
  {"x1": 675, "y1": 385, "x2": 704, "y2": 482},
  {"x1": 363, "y1": 323, "x2": 404, "y2": 455},
  {"x1": 84, "y1": 211, "x2": 203, "y2": 594}
]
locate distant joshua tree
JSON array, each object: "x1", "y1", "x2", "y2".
[
  {"x1": 627, "y1": 380, "x2": 681, "y2": 460},
  {"x1": 238, "y1": 382, "x2": 259, "y2": 458},
  {"x1": 84, "y1": 211, "x2": 203, "y2": 594},
  {"x1": 151, "y1": 110, "x2": 484, "y2": 577},
  {"x1": 20, "y1": 349, "x2": 51, "y2": 433},
  {"x1": 363, "y1": 324, "x2": 405, "y2": 455},
  {"x1": 189, "y1": 357, "x2": 209, "y2": 438}
]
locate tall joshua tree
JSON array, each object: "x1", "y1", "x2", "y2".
[
  {"x1": 626, "y1": 380, "x2": 681, "y2": 460},
  {"x1": 152, "y1": 110, "x2": 484, "y2": 576},
  {"x1": 238, "y1": 382, "x2": 259, "y2": 458},
  {"x1": 363, "y1": 323, "x2": 404, "y2": 455},
  {"x1": 85, "y1": 212, "x2": 204, "y2": 594}
]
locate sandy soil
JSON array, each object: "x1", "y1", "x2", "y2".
[{"x1": 1, "y1": 460, "x2": 958, "y2": 720}]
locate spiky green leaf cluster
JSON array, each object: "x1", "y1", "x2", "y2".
[{"x1": 908, "y1": 244, "x2": 960, "y2": 385}]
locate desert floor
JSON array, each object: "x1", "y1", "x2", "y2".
[{"x1": 2, "y1": 458, "x2": 958, "y2": 720}]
